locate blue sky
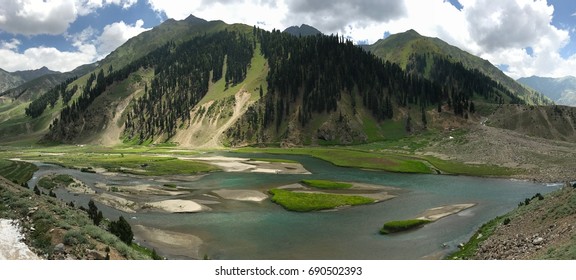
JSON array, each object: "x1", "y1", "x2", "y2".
[{"x1": 1, "y1": 0, "x2": 576, "y2": 79}]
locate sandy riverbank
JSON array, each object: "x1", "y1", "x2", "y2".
[{"x1": 132, "y1": 225, "x2": 203, "y2": 259}]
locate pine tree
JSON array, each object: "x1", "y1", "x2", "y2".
[{"x1": 109, "y1": 216, "x2": 133, "y2": 245}]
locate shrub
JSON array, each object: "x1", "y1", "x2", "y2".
[
  {"x1": 503, "y1": 218, "x2": 511, "y2": 225},
  {"x1": 63, "y1": 230, "x2": 87, "y2": 246},
  {"x1": 380, "y1": 219, "x2": 431, "y2": 234}
]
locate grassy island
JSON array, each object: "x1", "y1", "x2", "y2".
[
  {"x1": 300, "y1": 179, "x2": 353, "y2": 189},
  {"x1": 380, "y1": 219, "x2": 431, "y2": 234},
  {"x1": 269, "y1": 188, "x2": 374, "y2": 212}
]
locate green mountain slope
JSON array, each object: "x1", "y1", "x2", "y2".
[
  {"x1": 367, "y1": 30, "x2": 552, "y2": 106},
  {"x1": 1, "y1": 17, "x2": 555, "y2": 147},
  {"x1": 100, "y1": 15, "x2": 250, "y2": 72},
  {"x1": 1, "y1": 64, "x2": 96, "y2": 102},
  {"x1": 517, "y1": 76, "x2": 576, "y2": 106}
]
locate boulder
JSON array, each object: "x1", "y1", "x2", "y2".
[{"x1": 532, "y1": 237, "x2": 544, "y2": 245}]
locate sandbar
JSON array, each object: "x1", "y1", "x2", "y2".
[
  {"x1": 189, "y1": 156, "x2": 311, "y2": 174},
  {"x1": 212, "y1": 189, "x2": 268, "y2": 202},
  {"x1": 145, "y1": 199, "x2": 210, "y2": 213},
  {"x1": 416, "y1": 203, "x2": 476, "y2": 221},
  {"x1": 94, "y1": 193, "x2": 137, "y2": 213}
]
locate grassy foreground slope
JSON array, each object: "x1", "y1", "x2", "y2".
[{"x1": 0, "y1": 175, "x2": 152, "y2": 260}]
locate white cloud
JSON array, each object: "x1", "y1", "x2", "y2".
[
  {"x1": 0, "y1": 45, "x2": 97, "y2": 72},
  {"x1": 146, "y1": 0, "x2": 288, "y2": 31},
  {"x1": 0, "y1": 18, "x2": 148, "y2": 72},
  {"x1": 0, "y1": 0, "x2": 140, "y2": 35},
  {"x1": 0, "y1": 0, "x2": 78, "y2": 35},
  {"x1": 147, "y1": 0, "x2": 202, "y2": 20},
  {"x1": 96, "y1": 19, "x2": 150, "y2": 56},
  {"x1": 0, "y1": 38, "x2": 20, "y2": 51},
  {"x1": 344, "y1": 0, "x2": 574, "y2": 79}
]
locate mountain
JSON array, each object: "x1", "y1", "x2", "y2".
[
  {"x1": 0, "y1": 16, "x2": 558, "y2": 146},
  {"x1": 12, "y1": 66, "x2": 60, "y2": 82},
  {"x1": 517, "y1": 76, "x2": 576, "y2": 107},
  {"x1": 0, "y1": 68, "x2": 25, "y2": 93},
  {"x1": 366, "y1": 30, "x2": 552, "y2": 106},
  {"x1": 283, "y1": 24, "x2": 322, "y2": 37},
  {"x1": 1, "y1": 64, "x2": 96, "y2": 101},
  {"x1": 0, "y1": 66, "x2": 60, "y2": 96}
]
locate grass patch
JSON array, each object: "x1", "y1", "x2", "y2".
[
  {"x1": 0, "y1": 159, "x2": 38, "y2": 185},
  {"x1": 446, "y1": 215, "x2": 508, "y2": 259},
  {"x1": 300, "y1": 179, "x2": 353, "y2": 189},
  {"x1": 37, "y1": 174, "x2": 75, "y2": 190},
  {"x1": 238, "y1": 144, "x2": 520, "y2": 177},
  {"x1": 380, "y1": 219, "x2": 431, "y2": 234},
  {"x1": 269, "y1": 188, "x2": 374, "y2": 212},
  {"x1": 239, "y1": 147, "x2": 433, "y2": 174}
]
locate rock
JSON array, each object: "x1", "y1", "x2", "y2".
[
  {"x1": 54, "y1": 243, "x2": 65, "y2": 253},
  {"x1": 85, "y1": 249, "x2": 106, "y2": 260},
  {"x1": 532, "y1": 237, "x2": 544, "y2": 245}
]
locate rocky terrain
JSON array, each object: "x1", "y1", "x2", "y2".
[
  {"x1": 423, "y1": 123, "x2": 576, "y2": 183},
  {"x1": 0, "y1": 176, "x2": 150, "y2": 260},
  {"x1": 469, "y1": 183, "x2": 576, "y2": 259}
]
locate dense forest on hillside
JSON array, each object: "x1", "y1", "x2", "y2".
[
  {"x1": 43, "y1": 30, "x2": 253, "y2": 142},
  {"x1": 38, "y1": 25, "x2": 535, "y2": 145},
  {"x1": 24, "y1": 77, "x2": 77, "y2": 118},
  {"x1": 228, "y1": 28, "x2": 526, "y2": 145},
  {"x1": 123, "y1": 31, "x2": 254, "y2": 141}
]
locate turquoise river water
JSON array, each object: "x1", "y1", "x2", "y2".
[{"x1": 27, "y1": 152, "x2": 561, "y2": 260}]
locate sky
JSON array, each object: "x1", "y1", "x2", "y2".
[{"x1": 1, "y1": 0, "x2": 576, "y2": 79}]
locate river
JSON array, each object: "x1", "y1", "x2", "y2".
[{"x1": 27, "y1": 152, "x2": 560, "y2": 260}]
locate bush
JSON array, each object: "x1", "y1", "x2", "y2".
[
  {"x1": 380, "y1": 219, "x2": 431, "y2": 234},
  {"x1": 503, "y1": 218, "x2": 511, "y2": 225},
  {"x1": 63, "y1": 230, "x2": 87, "y2": 246}
]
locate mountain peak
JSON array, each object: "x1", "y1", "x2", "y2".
[
  {"x1": 405, "y1": 29, "x2": 421, "y2": 36},
  {"x1": 184, "y1": 14, "x2": 208, "y2": 24},
  {"x1": 283, "y1": 24, "x2": 322, "y2": 37}
]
